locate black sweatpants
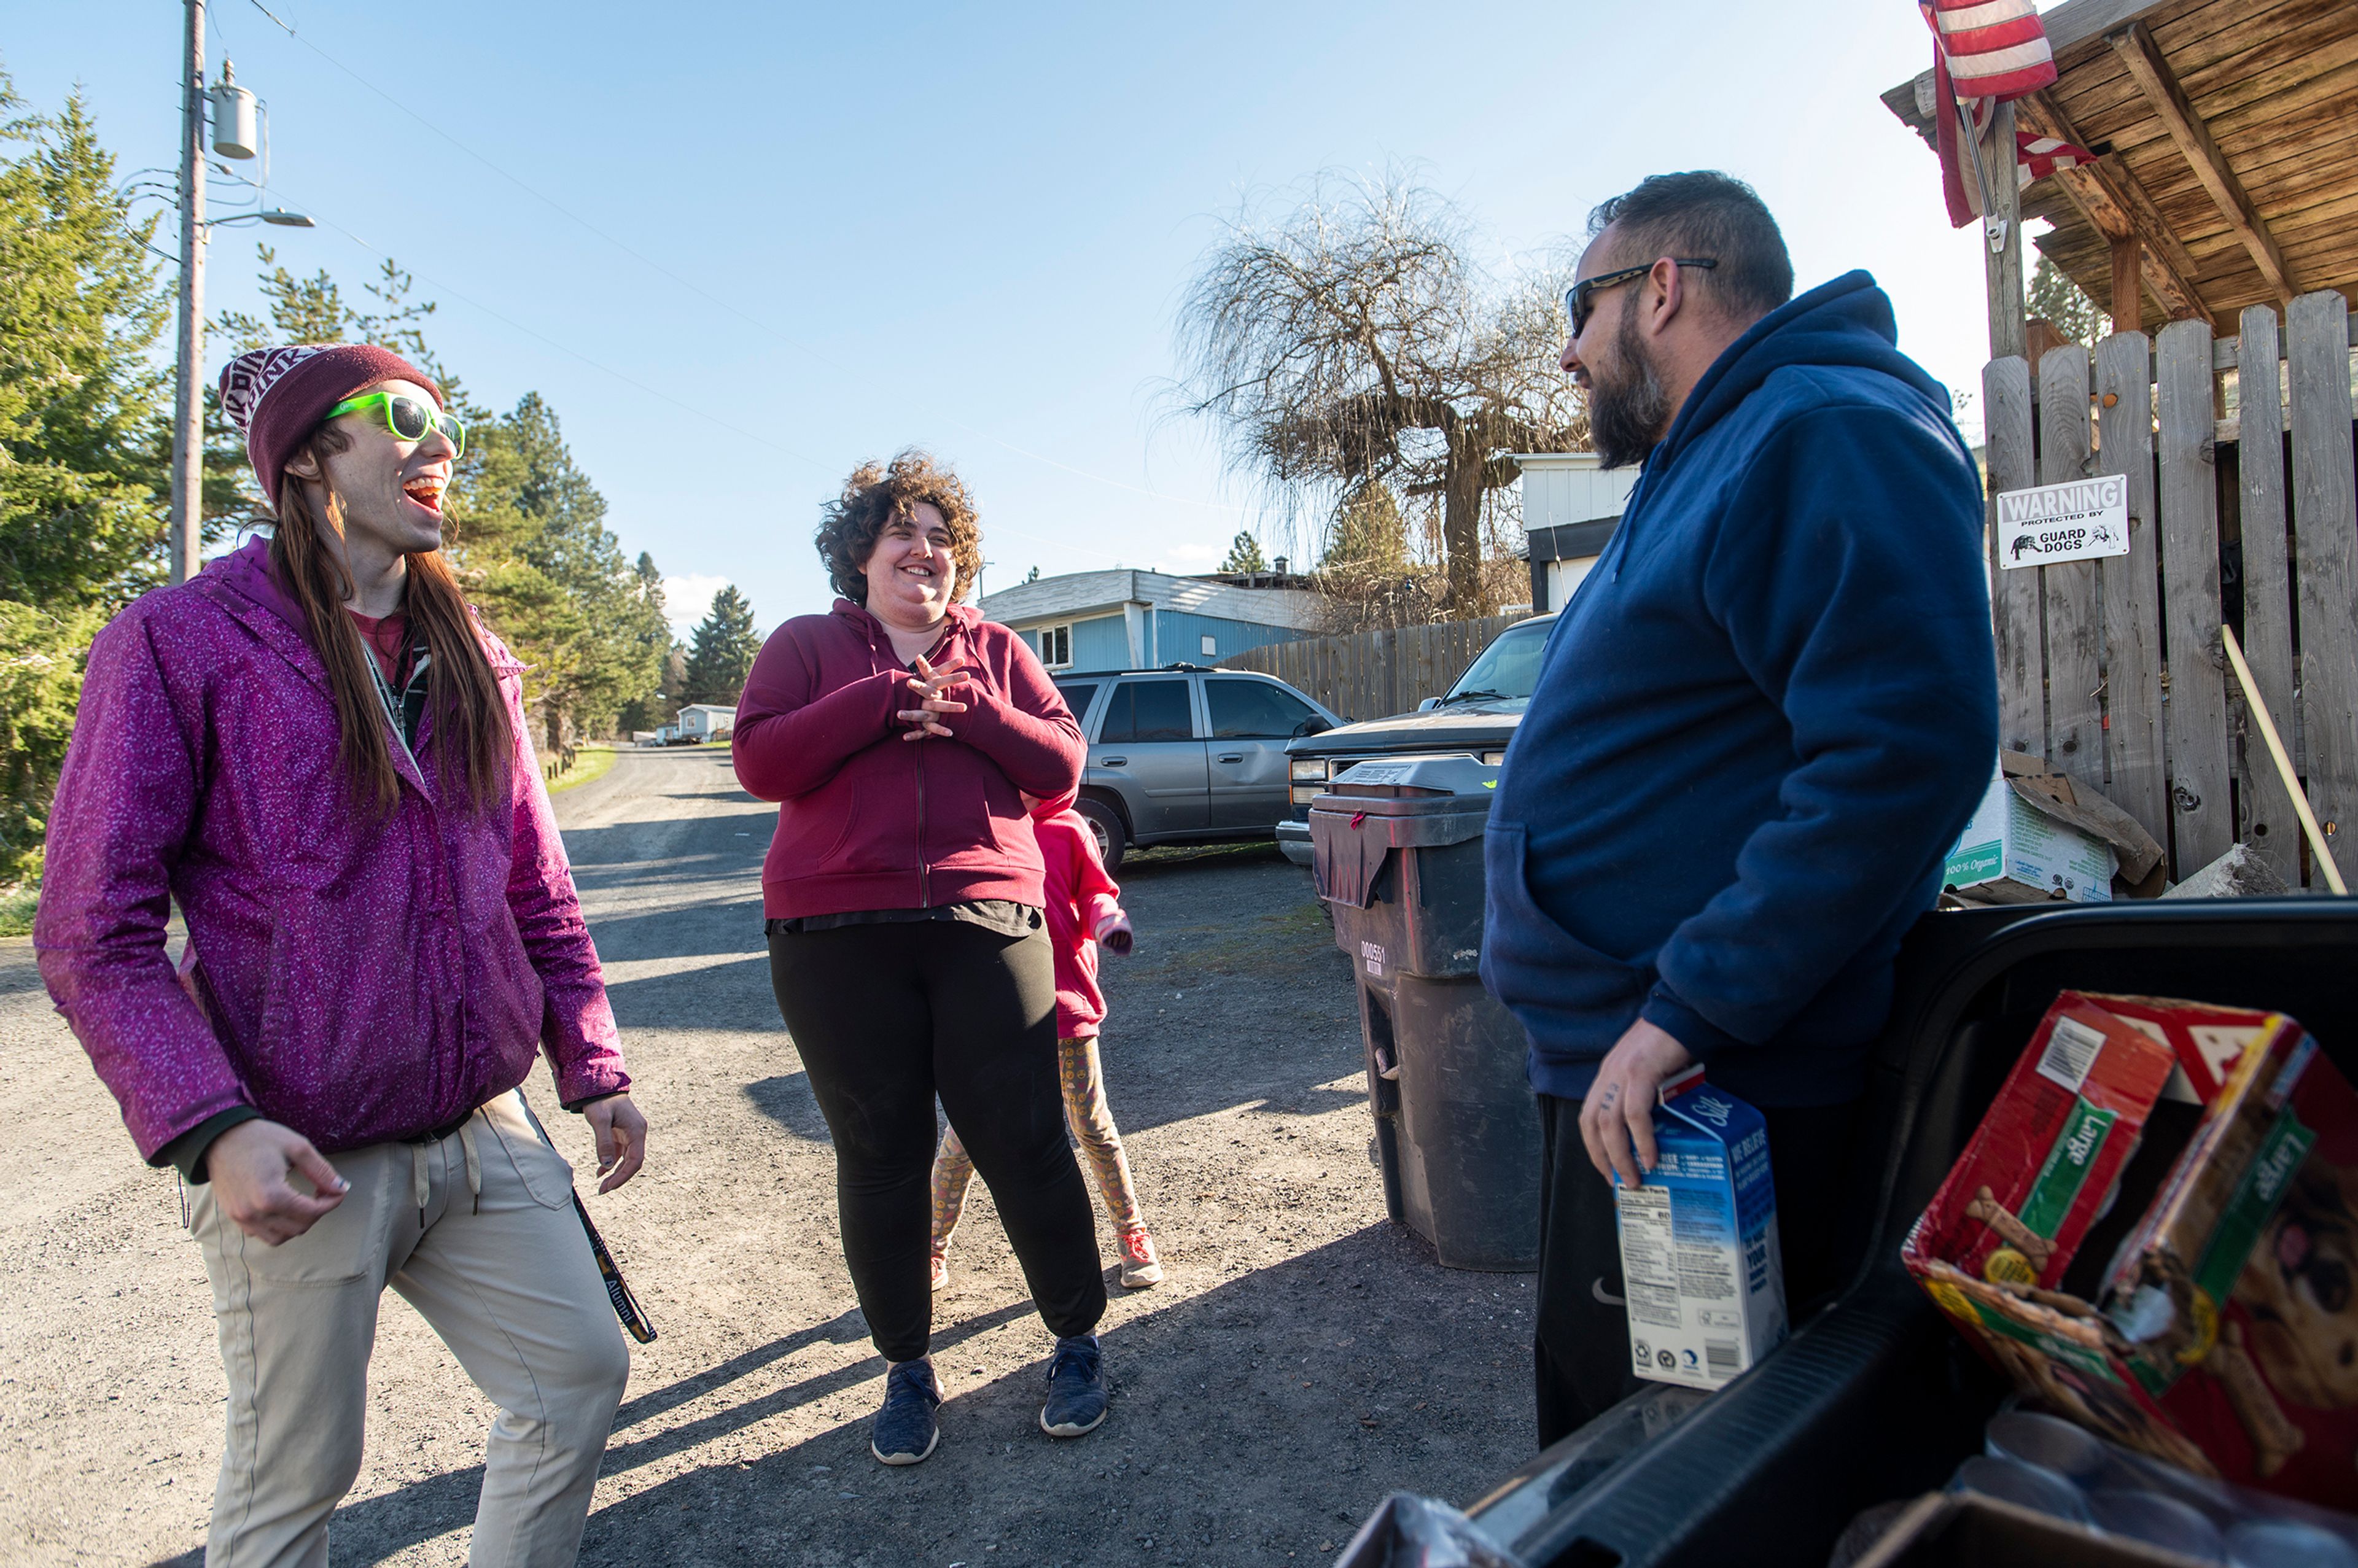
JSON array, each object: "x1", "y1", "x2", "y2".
[
  {"x1": 768, "y1": 920, "x2": 1107, "y2": 1363},
  {"x1": 1533, "y1": 1092, "x2": 1862, "y2": 1448}
]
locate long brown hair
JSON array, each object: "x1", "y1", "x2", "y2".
[{"x1": 268, "y1": 424, "x2": 513, "y2": 814}]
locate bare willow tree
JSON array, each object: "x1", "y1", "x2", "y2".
[{"x1": 1170, "y1": 174, "x2": 1586, "y2": 615}]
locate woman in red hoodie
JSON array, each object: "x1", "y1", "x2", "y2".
[{"x1": 733, "y1": 451, "x2": 1108, "y2": 1469}]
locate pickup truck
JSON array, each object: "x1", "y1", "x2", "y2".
[
  {"x1": 1392, "y1": 898, "x2": 2358, "y2": 1567},
  {"x1": 1275, "y1": 613, "x2": 1554, "y2": 866}
]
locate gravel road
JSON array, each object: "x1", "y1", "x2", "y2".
[{"x1": 0, "y1": 745, "x2": 1534, "y2": 1566}]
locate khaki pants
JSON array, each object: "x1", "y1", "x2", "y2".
[{"x1": 189, "y1": 1091, "x2": 630, "y2": 1568}]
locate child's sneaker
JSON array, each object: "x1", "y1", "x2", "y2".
[
  {"x1": 928, "y1": 1251, "x2": 948, "y2": 1293},
  {"x1": 1116, "y1": 1227, "x2": 1163, "y2": 1288}
]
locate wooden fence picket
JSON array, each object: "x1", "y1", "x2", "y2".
[
  {"x1": 2039, "y1": 345, "x2": 2104, "y2": 795},
  {"x1": 1220, "y1": 613, "x2": 1518, "y2": 722},
  {"x1": 2093, "y1": 331, "x2": 2168, "y2": 848},
  {"x1": 2233, "y1": 304, "x2": 2302, "y2": 888},
  {"x1": 2288, "y1": 290, "x2": 2358, "y2": 880},
  {"x1": 1985, "y1": 356, "x2": 2042, "y2": 756},
  {"x1": 2155, "y1": 319, "x2": 2233, "y2": 872}
]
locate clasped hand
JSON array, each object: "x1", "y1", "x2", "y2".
[{"x1": 898, "y1": 655, "x2": 972, "y2": 740}]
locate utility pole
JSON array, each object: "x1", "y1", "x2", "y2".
[{"x1": 168, "y1": 0, "x2": 207, "y2": 584}]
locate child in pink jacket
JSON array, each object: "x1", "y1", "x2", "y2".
[{"x1": 930, "y1": 790, "x2": 1162, "y2": 1289}]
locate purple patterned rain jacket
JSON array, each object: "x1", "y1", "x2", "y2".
[{"x1": 36, "y1": 537, "x2": 629, "y2": 1162}]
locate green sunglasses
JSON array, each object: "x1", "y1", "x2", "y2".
[{"x1": 325, "y1": 390, "x2": 467, "y2": 457}]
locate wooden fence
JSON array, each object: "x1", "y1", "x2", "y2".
[
  {"x1": 1218, "y1": 615, "x2": 1518, "y2": 723},
  {"x1": 1984, "y1": 290, "x2": 2356, "y2": 888}
]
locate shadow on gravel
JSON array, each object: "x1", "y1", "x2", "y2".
[
  {"x1": 602, "y1": 953, "x2": 773, "y2": 1028},
  {"x1": 569, "y1": 1224, "x2": 1529, "y2": 1567},
  {"x1": 742, "y1": 1071, "x2": 831, "y2": 1142},
  {"x1": 152, "y1": 1302, "x2": 1048, "y2": 1568}
]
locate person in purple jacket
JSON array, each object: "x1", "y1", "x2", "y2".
[{"x1": 36, "y1": 343, "x2": 649, "y2": 1567}]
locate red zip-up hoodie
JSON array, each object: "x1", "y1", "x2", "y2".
[
  {"x1": 732, "y1": 599, "x2": 1084, "y2": 919},
  {"x1": 1029, "y1": 791, "x2": 1126, "y2": 1039}
]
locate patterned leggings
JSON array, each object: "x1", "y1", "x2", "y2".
[{"x1": 933, "y1": 1036, "x2": 1143, "y2": 1249}]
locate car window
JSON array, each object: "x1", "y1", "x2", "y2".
[
  {"x1": 1205, "y1": 678, "x2": 1315, "y2": 739},
  {"x1": 1098, "y1": 678, "x2": 1194, "y2": 743},
  {"x1": 1053, "y1": 681, "x2": 1100, "y2": 726},
  {"x1": 1444, "y1": 621, "x2": 1551, "y2": 702}
]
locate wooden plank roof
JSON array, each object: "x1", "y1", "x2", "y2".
[{"x1": 1883, "y1": 0, "x2": 2358, "y2": 332}]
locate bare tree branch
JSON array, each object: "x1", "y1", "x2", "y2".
[{"x1": 1168, "y1": 171, "x2": 1586, "y2": 615}]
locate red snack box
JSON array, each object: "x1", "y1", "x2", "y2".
[
  {"x1": 2099, "y1": 1001, "x2": 2358, "y2": 1504},
  {"x1": 1904, "y1": 992, "x2": 2179, "y2": 1292},
  {"x1": 1911, "y1": 992, "x2": 2358, "y2": 1508}
]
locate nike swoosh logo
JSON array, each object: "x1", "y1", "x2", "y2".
[{"x1": 1593, "y1": 1278, "x2": 1625, "y2": 1306}]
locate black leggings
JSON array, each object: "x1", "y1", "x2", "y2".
[{"x1": 768, "y1": 920, "x2": 1107, "y2": 1362}]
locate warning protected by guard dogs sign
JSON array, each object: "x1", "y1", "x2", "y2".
[{"x1": 1996, "y1": 474, "x2": 2130, "y2": 568}]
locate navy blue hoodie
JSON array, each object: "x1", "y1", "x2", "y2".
[{"x1": 1480, "y1": 271, "x2": 1997, "y2": 1108}]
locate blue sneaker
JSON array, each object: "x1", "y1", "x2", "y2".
[
  {"x1": 1038, "y1": 1334, "x2": 1107, "y2": 1438},
  {"x1": 871, "y1": 1359, "x2": 941, "y2": 1465}
]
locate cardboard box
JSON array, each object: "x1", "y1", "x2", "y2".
[
  {"x1": 1908, "y1": 993, "x2": 2358, "y2": 1507},
  {"x1": 1850, "y1": 1492, "x2": 2217, "y2": 1568},
  {"x1": 1616, "y1": 1068, "x2": 1786, "y2": 1390},
  {"x1": 1904, "y1": 993, "x2": 2179, "y2": 1292},
  {"x1": 1945, "y1": 764, "x2": 2119, "y2": 904}
]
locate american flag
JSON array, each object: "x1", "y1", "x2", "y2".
[
  {"x1": 1923, "y1": 0, "x2": 2058, "y2": 101},
  {"x1": 1923, "y1": 1, "x2": 2089, "y2": 228}
]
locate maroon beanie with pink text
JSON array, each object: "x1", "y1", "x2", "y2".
[{"x1": 217, "y1": 343, "x2": 442, "y2": 507}]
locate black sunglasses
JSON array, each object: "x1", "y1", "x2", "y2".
[{"x1": 1565, "y1": 258, "x2": 1718, "y2": 336}]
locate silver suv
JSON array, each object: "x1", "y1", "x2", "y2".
[{"x1": 1051, "y1": 668, "x2": 1341, "y2": 867}]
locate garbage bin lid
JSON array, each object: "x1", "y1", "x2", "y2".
[{"x1": 1326, "y1": 755, "x2": 1501, "y2": 802}]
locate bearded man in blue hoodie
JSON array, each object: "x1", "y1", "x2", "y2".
[{"x1": 1482, "y1": 172, "x2": 1998, "y2": 1443}]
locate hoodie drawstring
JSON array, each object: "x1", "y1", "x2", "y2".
[
  {"x1": 458, "y1": 1117, "x2": 483, "y2": 1215},
  {"x1": 411, "y1": 1109, "x2": 486, "y2": 1222}
]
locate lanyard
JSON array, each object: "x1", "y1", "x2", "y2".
[{"x1": 363, "y1": 638, "x2": 432, "y2": 767}]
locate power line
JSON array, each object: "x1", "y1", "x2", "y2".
[
  {"x1": 241, "y1": 1, "x2": 1243, "y2": 521},
  {"x1": 269, "y1": 190, "x2": 838, "y2": 479},
  {"x1": 248, "y1": 186, "x2": 1133, "y2": 568}
]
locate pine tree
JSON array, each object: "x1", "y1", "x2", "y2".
[
  {"x1": 448, "y1": 395, "x2": 667, "y2": 748},
  {"x1": 613, "y1": 554, "x2": 675, "y2": 735},
  {"x1": 1323, "y1": 484, "x2": 1409, "y2": 570},
  {"x1": 683, "y1": 586, "x2": 761, "y2": 705},
  {"x1": 1218, "y1": 530, "x2": 1267, "y2": 573},
  {"x1": 0, "y1": 77, "x2": 172, "y2": 888},
  {"x1": 0, "y1": 80, "x2": 171, "y2": 608},
  {"x1": 2028, "y1": 255, "x2": 2109, "y2": 346}
]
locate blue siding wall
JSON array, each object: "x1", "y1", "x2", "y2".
[
  {"x1": 1068, "y1": 613, "x2": 1130, "y2": 671},
  {"x1": 1154, "y1": 611, "x2": 1304, "y2": 666}
]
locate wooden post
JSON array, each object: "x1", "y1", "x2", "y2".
[
  {"x1": 2109, "y1": 236, "x2": 2143, "y2": 336},
  {"x1": 2234, "y1": 305, "x2": 2302, "y2": 887},
  {"x1": 1983, "y1": 101, "x2": 2027, "y2": 362},
  {"x1": 2154, "y1": 319, "x2": 2232, "y2": 872}
]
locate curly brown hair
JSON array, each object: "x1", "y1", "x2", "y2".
[{"x1": 816, "y1": 449, "x2": 984, "y2": 605}]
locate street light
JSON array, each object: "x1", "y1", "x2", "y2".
[{"x1": 168, "y1": 5, "x2": 309, "y2": 583}]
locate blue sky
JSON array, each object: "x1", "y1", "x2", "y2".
[{"x1": 10, "y1": 1, "x2": 2000, "y2": 637}]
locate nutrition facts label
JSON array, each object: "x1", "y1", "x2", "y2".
[{"x1": 1617, "y1": 1187, "x2": 1684, "y2": 1329}]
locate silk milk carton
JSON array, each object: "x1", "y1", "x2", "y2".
[{"x1": 1616, "y1": 1068, "x2": 1788, "y2": 1390}]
